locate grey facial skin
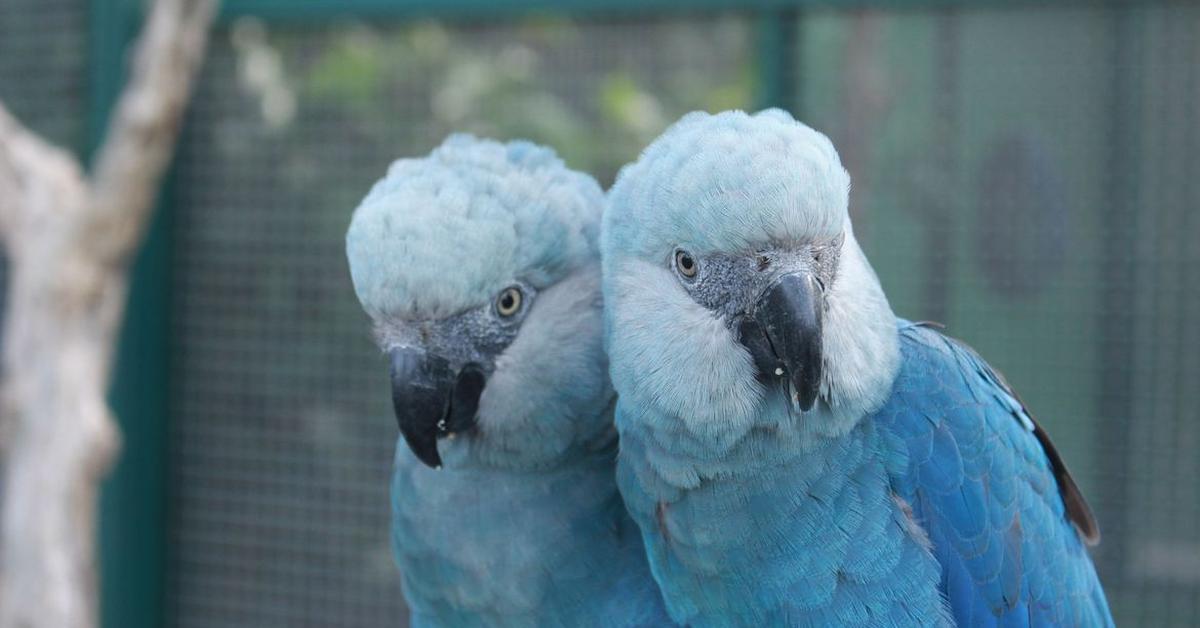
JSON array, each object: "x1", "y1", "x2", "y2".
[
  {"x1": 673, "y1": 234, "x2": 843, "y2": 411},
  {"x1": 377, "y1": 282, "x2": 538, "y2": 468}
]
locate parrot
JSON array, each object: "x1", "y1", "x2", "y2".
[
  {"x1": 345, "y1": 135, "x2": 671, "y2": 627},
  {"x1": 600, "y1": 109, "x2": 1113, "y2": 627}
]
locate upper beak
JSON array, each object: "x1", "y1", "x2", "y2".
[
  {"x1": 389, "y1": 347, "x2": 485, "y2": 468},
  {"x1": 741, "y1": 272, "x2": 824, "y2": 411}
]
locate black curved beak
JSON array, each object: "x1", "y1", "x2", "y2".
[
  {"x1": 739, "y1": 272, "x2": 824, "y2": 412},
  {"x1": 389, "y1": 347, "x2": 485, "y2": 468}
]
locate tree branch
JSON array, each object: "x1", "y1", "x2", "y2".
[
  {"x1": 0, "y1": 102, "x2": 86, "y2": 249},
  {"x1": 85, "y1": 0, "x2": 217, "y2": 267},
  {"x1": 0, "y1": 1, "x2": 216, "y2": 627}
]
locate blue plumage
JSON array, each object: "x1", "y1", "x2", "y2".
[
  {"x1": 392, "y1": 445, "x2": 670, "y2": 627},
  {"x1": 616, "y1": 376, "x2": 951, "y2": 626},
  {"x1": 347, "y1": 135, "x2": 670, "y2": 626},
  {"x1": 602, "y1": 109, "x2": 1112, "y2": 626},
  {"x1": 881, "y1": 323, "x2": 1111, "y2": 626}
]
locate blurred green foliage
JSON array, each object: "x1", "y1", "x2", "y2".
[
  {"x1": 194, "y1": 13, "x2": 758, "y2": 408},
  {"x1": 283, "y1": 17, "x2": 753, "y2": 181}
]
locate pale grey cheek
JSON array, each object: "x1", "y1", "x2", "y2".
[
  {"x1": 682, "y1": 254, "x2": 761, "y2": 322},
  {"x1": 437, "y1": 308, "x2": 520, "y2": 360},
  {"x1": 375, "y1": 287, "x2": 538, "y2": 373},
  {"x1": 810, "y1": 240, "x2": 842, "y2": 293},
  {"x1": 679, "y1": 243, "x2": 843, "y2": 325}
]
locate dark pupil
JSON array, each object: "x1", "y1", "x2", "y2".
[
  {"x1": 680, "y1": 255, "x2": 693, "y2": 269},
  {"x1": 501, "y1": 293, "x2": 515, "y2": 309}
]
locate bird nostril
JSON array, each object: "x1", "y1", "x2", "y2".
[{"x1": 757, "y1": 256, "x2": 770, "y2": 271}]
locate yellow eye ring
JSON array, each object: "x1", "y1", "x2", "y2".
[
  {"x1": 675, "y1": 250, "x2": 698, "y2": 278},
  {"x1": 496, "y1": 286, "x2": 523, "y2": 317}
]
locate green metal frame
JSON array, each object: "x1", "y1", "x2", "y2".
[
  {"x1": 1094, "y1": 6, "x2": 1141, "y2": 585},
  {"x1": 756, "y1": 10, "x2": 799, "y2": 111},
  {"x1": 221, "y1": 0, "x2": 801, "y2": 19},
  {"x1": 92, "y1": 2, "x2": 172, "y2": 628},
  {"x1": 219, "y1": 0, "x2": 1132, "y2": 21}
]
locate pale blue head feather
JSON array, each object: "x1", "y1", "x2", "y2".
[
  {"x1": 605, "y1": 108, "x2": 849, "y2": 263},
  {"x1": 603, "y1": 109, "x2": 900, "y2": 452},
  {"x1": 347, "y1": 133, "x2": 601, "y2": 321}
]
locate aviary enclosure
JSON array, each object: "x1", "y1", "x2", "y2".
[{"x1": 0, "y1": 1, "x2": 1196, "y2": 626}]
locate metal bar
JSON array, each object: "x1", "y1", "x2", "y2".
[
  {"x1": 219, "y1": 0, "x2": 1170, "y2": 22},
  {"x1": 1094, "y1": 5, "x2": 1141, "y2": 589},
  {"x1": 755, "y1": 10, "x2": 798, "y2": 112},
  {"x1": 920, "y1": 9, "x2": 960, "y2": 326},
  {"x1": 86, "y1": 0, "x2": 134, "y2": 161},
  {"x1": 94, "y1": 1, "x2": 175, "y2": 627}
]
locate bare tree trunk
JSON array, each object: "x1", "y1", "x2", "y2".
[{"x1": 0, "y1": 1, "x2": 216, "y2": 626}]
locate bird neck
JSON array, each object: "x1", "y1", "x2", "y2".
[
  {"x1": 391, "y1": 448, "x2": 661, "y2": 625},
  {"x1": 816, "y1": 233, "x2": 902, "y2": 437},
  {"x1": 619, "y1": 415, "x2": 946, "y2": 625}
]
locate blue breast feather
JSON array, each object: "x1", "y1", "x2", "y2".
[
  {"x1": 391, "y1": 447, "x2": 673, "y2": 627},
  {"x1": 880, "y1": 323, "x2": 1113, "y2": 626}
]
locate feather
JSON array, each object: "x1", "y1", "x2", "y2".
[{"x1": 942, "y1": 334, "x2": 1101, "y2": 546}]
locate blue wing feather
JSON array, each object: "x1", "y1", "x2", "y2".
[{"x1": 876, "y1": 322, "x2": 1113, "y2": 627}]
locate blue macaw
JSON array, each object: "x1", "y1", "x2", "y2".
[
  {"x1": 601, "y1": 110, "x2": 1112, "y2": 626},
  {"x1": 346, "y1": 135, "x2": 671, "y2": 627}
]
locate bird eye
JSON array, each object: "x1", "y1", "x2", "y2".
[
  {"x1": 675, "y1": 250, "x2": 698, "y2": 279},
  {"x1": 495, "y1": 286, "x2": 523, "y2": 317}
]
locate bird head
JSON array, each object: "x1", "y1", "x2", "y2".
[
  {"x1": 602, "y1": 110, "x2": 900, "y2": 445},
  {"x1": 347, "y1": 135, "x2": 613, "y2": 470}
]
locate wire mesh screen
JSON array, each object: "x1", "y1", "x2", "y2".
[
  {"x1": 797, "y1": 6, "x2": 1199, "y2": 626},
  {"x1": 166, "y1": 14, "x2": 753, "y2": 627},
  {"x1": 0, "y1": 0, "x2": 87, "y2": 150}
]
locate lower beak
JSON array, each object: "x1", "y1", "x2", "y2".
[
  {"x1": 742, "y1": 272, "x2": 824, "y2": 411},
  {"x1": 389, "y1": 348, "x2": 485, "y2": 468}
]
